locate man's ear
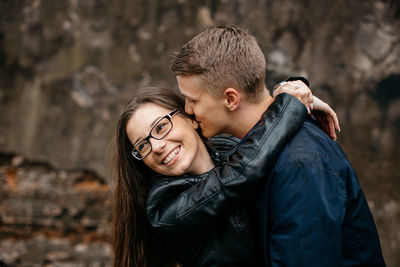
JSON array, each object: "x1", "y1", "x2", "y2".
[{"x1": 223, "y1": 88, "x2": 240, "y2": 111}]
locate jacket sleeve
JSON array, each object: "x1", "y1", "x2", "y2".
[{"x1": 147, "y1": 93, "x2": 307, "y2": 235}]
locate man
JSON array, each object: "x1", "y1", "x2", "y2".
[{"x1": 171, "y1": 25, "x2": 385, "y2": 266}]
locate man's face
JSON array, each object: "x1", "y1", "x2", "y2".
[{"x1": 176, "y1": 75, "x2": 228, "y2": 138}]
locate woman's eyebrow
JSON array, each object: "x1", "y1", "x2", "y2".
[
  {"x1": 150, "y1": 116, "x2": 163, "y2": 128},
  {"x1": 133, "y1": 137, "x2": 141, "y2": 146},
  {"x1": 133, "y1": 116, "x2": 163, "y2": 145}
]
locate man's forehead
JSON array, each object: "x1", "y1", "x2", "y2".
[
  {"x1": 177, "y1": 77, "x2": 206, "y2": 98},
  {"x1": 180, "y1": 87, "x2": 204, "y2": 99}
]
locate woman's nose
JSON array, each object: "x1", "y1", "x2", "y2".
[{"x1": 150, "y1": 138, "x2": 166, "y2": 153}]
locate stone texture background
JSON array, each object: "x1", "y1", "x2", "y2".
[{"x1": 0, "y1": 0, "x2": 399, "y2": 266}]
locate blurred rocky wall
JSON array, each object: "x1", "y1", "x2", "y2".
[
  {"x1": 0, "y1": 153, "x2": 112, "y2": 266},
  {"x1": 0, "y1": 0, "x2": 399, "y2": 266}
]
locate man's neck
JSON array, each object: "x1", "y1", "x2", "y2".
[{"x1": 228, "y1": 93, "x2": 274, "y2": 139}]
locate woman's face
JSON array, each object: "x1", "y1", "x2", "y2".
[{"x1": 126, "y1": 103, "x2": 214, "y2": 176}]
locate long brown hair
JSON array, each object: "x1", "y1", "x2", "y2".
[{"x1": 113, "y1": 87, "x2": 192, "y2": 267}]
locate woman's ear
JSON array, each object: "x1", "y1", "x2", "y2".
[
  {"x1": 191, "y1": 119, "x2": 199, "y2": 129},
  {"x1": 223, "y1": 88, "x2": 240, "y2": 111}
]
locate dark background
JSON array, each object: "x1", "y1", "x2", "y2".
[{"x1": 0, "y1": 0, "x2": 399, "y2": 266}]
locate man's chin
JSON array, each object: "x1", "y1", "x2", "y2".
[{"x1": 200, "y1": 129, "x2": 218, "y2": 138}]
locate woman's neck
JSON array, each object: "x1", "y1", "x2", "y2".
[{"x1": 190, "y1": 142, "x2": 215, "y2": 175}]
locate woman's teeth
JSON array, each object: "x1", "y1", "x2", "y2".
[{"x1": 163, "y1": 147, "x2": 180, "y2": 164}]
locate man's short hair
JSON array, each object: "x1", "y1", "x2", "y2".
[{"x1": 171, "y1": 25, "x2": 266, "y2": 101}]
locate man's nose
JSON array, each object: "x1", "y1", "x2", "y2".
[
  {"x1": 185, "y1": 99, "x2": 194, "y2": 114},
  {"x1": 149, "y1": 138, "x2": 166, "y2": 153}
]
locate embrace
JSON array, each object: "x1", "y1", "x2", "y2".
[{"x1": 113, "y1": 26, "x2": 385, "y2": 267}]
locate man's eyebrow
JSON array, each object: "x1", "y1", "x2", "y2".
[{"x1": 133, "y1": 116, "x2": 162, "y2": 146}]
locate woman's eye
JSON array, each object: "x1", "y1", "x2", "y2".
[
  {"x1": 155, "y1": 122, "x2": 167, "y2": 134},
  {"x1": 137, "y1": 143, "x2": 147, "y2": 152}
]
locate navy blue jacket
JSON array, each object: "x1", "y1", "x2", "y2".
[{"x1": 256, "y1": 118, "x2": 385, "y2": 266}]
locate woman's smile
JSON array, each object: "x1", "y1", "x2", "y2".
[{"x1": 162, "y1": 146, "x2": 181, "y2": 165}]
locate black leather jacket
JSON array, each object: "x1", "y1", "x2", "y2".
[{"x1": 146, "y1": 94, "x2": 307, "y2": 266}]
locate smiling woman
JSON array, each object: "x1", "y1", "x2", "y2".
[
  {"x1": 125, "y1": 102, "x2": 214, "y2": 176},
  {"x1": 129, "y1": 109, "x2": 180, "y2": 160},
  {"x1": 113, "y1": 87, "x2": 187, "y2": 267}
]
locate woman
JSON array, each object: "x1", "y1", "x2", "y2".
[{"x1": 113, "y1": 86, "x2": 338, "y2": 267}]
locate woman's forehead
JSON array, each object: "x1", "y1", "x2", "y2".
[
  {"x1": 135, "y1": 103, "x2": 169, "y2": 119},
  {"x1": 127, "y1": 103, "x2": 169, "y2": 138}
]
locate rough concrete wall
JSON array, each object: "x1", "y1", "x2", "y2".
[
  {"x1": 0, "y1": 153, "x2": 112, "y2": 266},
  {"x1": 0, "y1": 0, "x2": 399, "y2": 266}
]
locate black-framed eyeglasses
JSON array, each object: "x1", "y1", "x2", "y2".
[{"x1": 131, "y1": 109, "x2": 179, "y2": 160}]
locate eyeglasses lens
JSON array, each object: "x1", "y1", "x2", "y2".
[
  {"x1": 151, "y1": 117, "x2": 172, "y2": 139},
  {"x1": 133, "y1": 118, "x2": 173, "y2": 159},
  {"x1": 135, "y1": 140, "x2": 151, "y2": 158}
]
